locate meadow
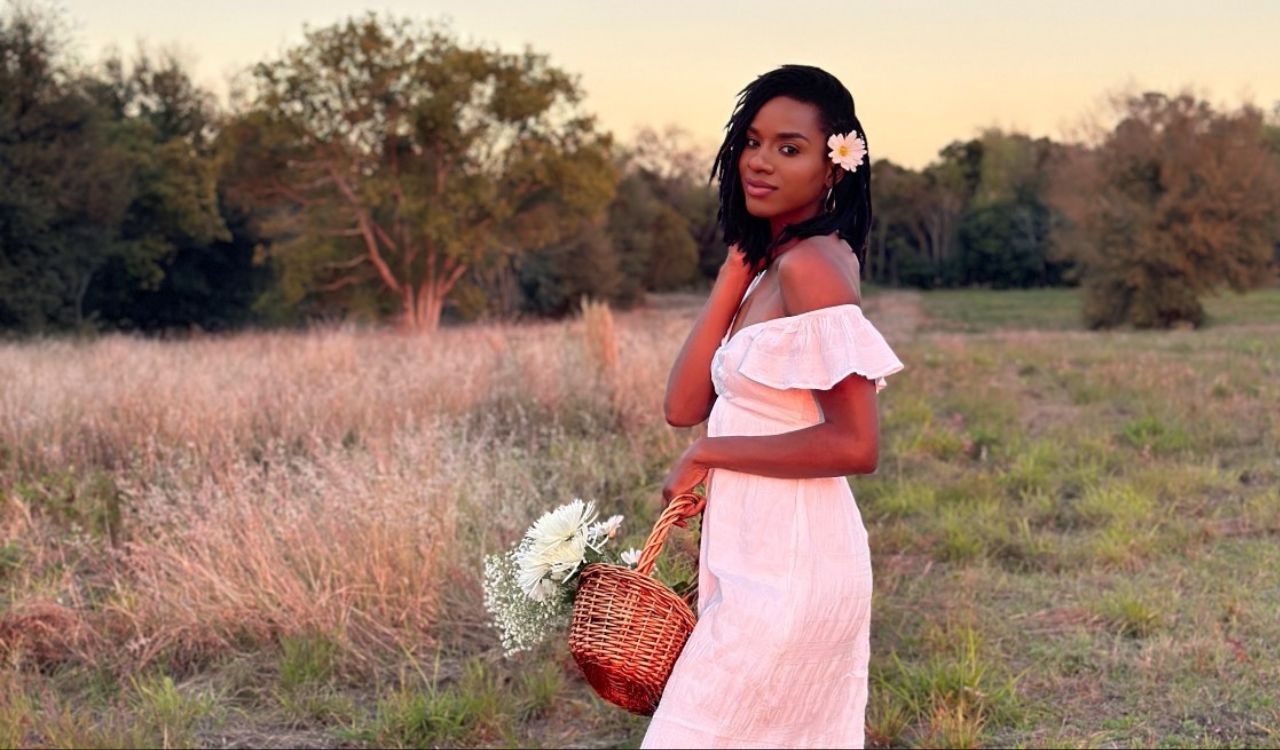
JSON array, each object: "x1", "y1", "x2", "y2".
[{"x1": 1, "y1": 286, "x2": 1278, "y2": 748}]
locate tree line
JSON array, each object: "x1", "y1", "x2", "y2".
[{"x1": 3, "y1": 5, "x2": 1279, "y2": 334}]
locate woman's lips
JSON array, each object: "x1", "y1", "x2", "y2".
[{"x1": 744, "y1": 180, "x2": 776, "y2": 198}]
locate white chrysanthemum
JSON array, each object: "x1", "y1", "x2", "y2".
[
  {"x1": 516, "y1": 499, "x2": 598, "y2": 598},
  {"x1": 827, "y1": 131, "x2": 867, "y2": 172},
  {"x1": 620, "y1": 547, "x2": 642, "y2": 567},
  {"x1": 516, "y1": 553, "x2": 555, "y2": 600},
  {"x1": 530, "y1": 577, "x2": 558, "y2": 602},
  {"x1": 525, "y1": 498, "x2": 598, "y2": 552},
  {"x1": 521, "y1": 529, "x2": 587, "y2": 587},
  {"x1": 589, "y1": 514, "x2": 625, "y2": 541}
]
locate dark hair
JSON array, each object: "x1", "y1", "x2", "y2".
[{"x1": 710, "y1": 64, "x2": 871, "y2": 273}]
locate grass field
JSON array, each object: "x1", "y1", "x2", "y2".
[{"x1": 1, "y1": 286, "x2": 1278, "y2": 748}]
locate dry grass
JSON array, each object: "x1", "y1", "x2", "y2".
[
  {"x1": 2, "y1": 287, "x2": 1280, "y2": 747},
  {"x1": 0, "y1": 310, "x2": 686, "y2": 675}
]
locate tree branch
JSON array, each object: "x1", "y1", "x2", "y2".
[
  {"x1": 319, "y1": 274, "x2": 362, "y2": 292},
  {"x1": 323, "y1": 254, "x2": 370, "y2": 270},
  {"x1": 326, "y1": 161, "x2": 403, "y2": 294}
]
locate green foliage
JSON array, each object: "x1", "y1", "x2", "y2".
[
  {"x1": 129, "y1": 673, "x2": 222, "y2": 747},
  {"x1": 222, "y1": 12, "x2": 618, "y2": 330},
  {"x1": 0, "y1": 8, "x2": 130, "y2": 331},
  {"x1": 608, "y1": 170, "x2": 699, "y2": 298},
  {"x1": 519, "y1": 224, "x2": 624, "y2": 316},
  {"x1": 516, "y1": 661, "x2": 563, "y2": 720},
  {"x1": 953, "y1": 199, "x2": 1065, "y2": 288},
  {"x1": 0, "y1": 10, "x2": 235, "y2": 334},
  {"x1": 1050, "y1": 92, "x2": 1280, "y2": 329},
  {"x1": 865, "y1": 130, "x2": 1073, "y2": 290},
  {"x1": 873, "y1": 624, "x2": 1022, "y2": 746}
]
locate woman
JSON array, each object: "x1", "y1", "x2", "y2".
[{"x1": 641, "y1": 65, "x2": 905, "y2": 749}]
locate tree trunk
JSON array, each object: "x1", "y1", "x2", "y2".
[{"x1": 399, "y1": 286, "x2": 417, "y2": 332}]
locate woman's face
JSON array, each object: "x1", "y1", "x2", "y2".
[{"x1": 737, "y1": 95, "x2": 834, "y2": 225}]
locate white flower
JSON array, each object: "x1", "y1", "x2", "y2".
[
  {"x1": 589, "y1": 514, "x2": 625, "y2": 541},
  {"x1": 620, "y1": 547, "x2": 642, "y2": 568},
  {"x1": 524, "y1": 498, "x2": 598, "y2": 554},
  {"x1": 827, "y1": 131, "x2": 867, "y2": 172},
  {"x1": 530, "y1": 577, "x2": 558, "y2": 602},
  {"x1": 524, "y1": 531, "x2": 587, "y2": 583},
  {"x1": 515, "y1": 550, "x2": 555, "y2": 600},
  {"x1": 516, "y1": 498, "x2": 597, "y2": 598}
]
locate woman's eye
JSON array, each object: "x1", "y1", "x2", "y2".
[
  {"x1": 780, "y1": 145, "x2": 799, "y2": 156},
  {"x1": 745, "y1": 138, "x2": 759, "y2": 148}
]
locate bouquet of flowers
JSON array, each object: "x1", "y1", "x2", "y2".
[{"x1": 483, "y1": 498, "x2": 642, "y2": 656}]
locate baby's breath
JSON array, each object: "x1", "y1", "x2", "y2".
[
  {"x1": 483, "y1": 537, "x2": 573, "y2": 656},
  {"x1": 482, "y1": 500, "x2": 634, "y2": 657}
]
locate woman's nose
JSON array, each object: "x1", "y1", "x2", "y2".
[{"x1": 747, "y1": 152, "x2": 772, "y2": 173}]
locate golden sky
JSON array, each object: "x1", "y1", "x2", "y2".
[{"x1": 59, "y1": 0, "x2": 1280, "y2": 170}]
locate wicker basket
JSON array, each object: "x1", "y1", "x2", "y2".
[{"x1": 568, "y1": 492, "x2": 706, "y2": 716}]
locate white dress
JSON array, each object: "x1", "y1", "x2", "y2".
[{"x1": 641, "y1": 271, "x2": 906, "y2": 748}]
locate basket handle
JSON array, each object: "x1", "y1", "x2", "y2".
[{"x1": 634, "y1": 492, "x2": 705, "y2": 578}]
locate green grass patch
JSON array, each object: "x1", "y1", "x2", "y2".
[
  {"x1": 1091, "y1": 589, "x2": 1165, "y2": 638},
  {"x1": 1119, "y1": 414, "x2": 1192, "y2": 455},
  {"x1": 278, "y1": 632, "x2": 339, "y2": 692},
  {"x1": 918, "y1": 288, "x2": 1083, "y2": 332},
  {"x1": 873, "y1": 624, "x2": 1023, "y2": 747}
]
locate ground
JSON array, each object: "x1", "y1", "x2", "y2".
[{"x1": 1, "y1": 285, "x2": 1278, "y2": 748}]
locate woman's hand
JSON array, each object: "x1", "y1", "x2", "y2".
[
  {"x1": 717, "y1": 242, "x2": 756, "y2": 288},
  {"x1": 661, "y1": 438, "x2": 710, "y2": 528}
]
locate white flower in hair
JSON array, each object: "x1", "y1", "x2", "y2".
[{"x1": 827, "y1": 130, "x2": 867, "y2": 172}]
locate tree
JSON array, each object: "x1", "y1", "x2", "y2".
[
  {"x1": 868, "y1": 159, "x2": 936, "y2": 287},
  {"x1": 0, "y1": 6, "x2": 229, "y2": 333},
  {"x1": 221, "y1": 13, "x2": 616, "y2": 331},
  {"x1": 518, "y1": 222, "x2": 622, "y2": 316},
  {"x1": 1048, "y1": 90, "x2": 1280, "y2": 328},
  {"x1": 82, "y1": 48, "x2": 231, "y2": 328},
  {"x1": 0, "y1": 4, "x2": 131, "y2": 331},
  {"x1": 951, "y1": 129, "x2": 1069, "y2": 288},
  {"x1": 921, "y1": 139, "x2": 982, "y2": 277},
  {"x1": 607, "y1": 171, "x2": 697, "y2": 301}
]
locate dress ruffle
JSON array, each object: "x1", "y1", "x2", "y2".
[{"x1": 735, "y1": 304, "x2": 905, "y2": 393}]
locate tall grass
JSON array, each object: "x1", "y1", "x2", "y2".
[
  {"x1": 3, "y1": 289, "x2": 1280, "y2": 747},
  {"x1": 0, "y1": 306, "x2": 689, "y2": 674}
]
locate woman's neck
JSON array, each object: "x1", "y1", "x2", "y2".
[{"x1": 768, "y1": 200, "x2": 823, "y2": 244}]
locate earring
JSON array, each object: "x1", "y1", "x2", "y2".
[{"x1": 824, "y1": 184, "x2": 835, "y2": 212}]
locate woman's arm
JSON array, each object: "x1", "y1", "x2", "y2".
[
  {"x1": 663, "y1": 244, "x2": 757, "y2": 427},
  {"x1": 661, "y1": 241, "x2": 879, "y2": 499},
  {"x1": 692, "y1": 361, "x2": 878, "y2": 478}
]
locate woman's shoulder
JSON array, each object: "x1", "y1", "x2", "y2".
[{"x1": 775, "y1": 235, "x2": 861, "y2": 315}]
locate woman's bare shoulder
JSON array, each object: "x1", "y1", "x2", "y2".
[{"x1": 776, "y1": 236, "x2": 861, "y2": 315}]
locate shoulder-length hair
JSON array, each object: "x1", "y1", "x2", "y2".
[{"x1": 710, "y1": 64, "x2": 872, "y2": 273}]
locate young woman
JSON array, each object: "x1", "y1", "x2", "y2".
[{"x1": 641, "y1": 65, "x2": 905, "y2": 749}]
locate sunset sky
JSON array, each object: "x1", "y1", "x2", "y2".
[{"x1": 56, "y1": 0, "x2": 1280, "y2": 170}]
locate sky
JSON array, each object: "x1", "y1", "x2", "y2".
[{"x1": 51, "y1": 0, "x2": 1280, "y2": 170}]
